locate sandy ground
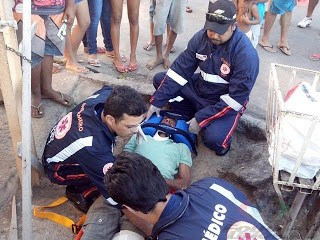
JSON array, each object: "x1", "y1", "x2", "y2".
[{"x1": 1, "y1": 0, "x2": 320, "y2": 239}]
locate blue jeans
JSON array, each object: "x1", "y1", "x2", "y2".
[{"x1": 84, "y1": 0, "x2": 113, "y2": 54}]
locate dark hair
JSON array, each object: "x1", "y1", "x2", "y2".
[
  {"x1": 105, "y1": 152, "x2": 169, "y2": 213},
  {"x1": 103, "y1": 86, "x2": 147, "y2": 122}
]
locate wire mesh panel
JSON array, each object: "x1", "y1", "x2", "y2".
[{"x1": 266, "y1": 63, "x2": 320, "y2": 200}]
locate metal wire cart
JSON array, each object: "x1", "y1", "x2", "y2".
[{"x1": 266, "y1": 63, "x2": 320, "y2": 239}]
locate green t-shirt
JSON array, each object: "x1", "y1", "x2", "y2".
[{"x1": 124, "y1": 135, "x2": 192, "y2": 180}]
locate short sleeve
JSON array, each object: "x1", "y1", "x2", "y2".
[{"x1": 178, "y1": 143, "x2": 192, "y2": 167}]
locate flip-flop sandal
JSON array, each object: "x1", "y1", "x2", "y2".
[
  {"x1": 97, "y1": 47, "x2": 106, "y2": 54},
  {"x1": 52, "y1": 64, "x2": 62, "y2": 74},
  {"x1": 105, "y1": 52, "x2": 127, "y2": 62},
  {"x1": 128, "y1": 62, "x2": 138, "y2": 72},
  {"x1": 84, "y1": 47, "x2": 106, "y2": 54},
  {"x1": 113, "y1": 62, "x2": 128, "y2": 73},
  {"x1": 258, "y1": 43, "x2": 277, "y2": 53},
  {"x1": 310, "y1": 54, "x2": 320, "y2": 61},
  {"x1": 170, "y1": 46, "x2": 176, "y2": 53},
  {"x1": 143, "y1": 42, "x2": 155, "y2": 51},
  {"x1": 42, "y1": 91, "x2": 72, "y2": 106},
  {"x1": 31, "y1": 102, "x2": 43, "y2": 118},
  {"x1": 277, "y1": 45, "x2": 291, "y2": 56},
  {"x1": 66, "y1": 65, "x2": 90, "y2": 74},
  {"x1": 186, "y1": 7, "x2": 193, "y2": 13},
  {"x1": 88, "y1": 59, "x2": 101, "y2": 67}
]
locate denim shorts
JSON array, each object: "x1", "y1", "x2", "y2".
[
  {"x1": 75, "y1": 0, "x2": 85, "y2": 4},
  {"x1": 31, "y1": 35, "x2": 63, "y2": 67}
]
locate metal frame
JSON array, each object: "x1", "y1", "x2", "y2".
[{"x1": 266, "y1": 63, "x2": 320, "y2": 238}]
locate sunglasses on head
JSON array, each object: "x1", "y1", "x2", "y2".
[{"x1": 206, "y1": 12, "x2": 235, "y2": 24}]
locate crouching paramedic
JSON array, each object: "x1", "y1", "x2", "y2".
[
  {"x1": 146, "y1": 0, "x2": 259, "y2": 156},
  {"x1": 105, "y1": 152, "x2": 280, "y2": 240},
  {"x1": 42, "y1": 86, "x2": 147, "y2": 214},
  {"x1": 124, "y1": 116, "x2": 192, "y2": 191}
]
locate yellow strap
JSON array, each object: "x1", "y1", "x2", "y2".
[{"x1": 34, "y1": 196, "x2": 85, "y2": 230}]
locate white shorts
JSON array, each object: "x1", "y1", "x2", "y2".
[
  {"x1": 245, "y1": 29, "x2": 256, "y2": 49},
  {"x1": 149, "y1": 0, "x2": 187, "y2": 36}
]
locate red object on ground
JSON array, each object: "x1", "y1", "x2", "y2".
[
  {"x1": 297, "y1": 0, "x2": 309, "y2": 7},
  {"x1": 74, "y1": 229, "x2": 83, "y2": 240}
]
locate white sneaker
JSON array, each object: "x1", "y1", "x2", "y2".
[{"x1": 297, "y1": 17, "x2": 312, "y2": 28}]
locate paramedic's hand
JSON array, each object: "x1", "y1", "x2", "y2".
[
  {"x1": 145, "y1": 105, "x2": 161, "y2": 121},
  {"x1": 188, "y1": 118, "x2": 201, "y2": 134},
  {"x1": 136, "y1": 125, "x2": 147, "y2": 145}
]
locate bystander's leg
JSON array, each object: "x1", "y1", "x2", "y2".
[{"x1": 258, "y1": 10, "x2": 277, "y2": 52}]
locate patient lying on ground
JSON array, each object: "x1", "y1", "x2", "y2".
[{"x1": 124, "y1": 116, "x2": 192, "y2": 190}]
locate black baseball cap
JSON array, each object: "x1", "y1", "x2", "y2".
[{"x1": 204, "y1": 0, "x2": 237, "y2": 35}]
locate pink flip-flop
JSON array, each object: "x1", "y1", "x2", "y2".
[
  {"x1": 310, "y1": 53, "x2": 320, "y2": 61},
  {"x1": 128, "y1": 62, "x2": 138, "y2": 72}
]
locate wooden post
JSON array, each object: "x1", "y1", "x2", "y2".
[
  {"x1": 8, "y1": 196, "x2": 18, "y2": 240},
  {"x1": 0, "y1": 0, "x2": 40, "y2": 186},
  {"x1": 0, "y1": 32, "x2": 24, "y2": 182}
]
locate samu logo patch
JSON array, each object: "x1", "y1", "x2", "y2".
[
  {"x1": 220, "y1": 63, "x2": 230, "y2": 75},
  {"x1": 55, "y1": 112, "x2": 72, "y2": 140}
]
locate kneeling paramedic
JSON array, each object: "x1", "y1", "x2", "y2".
[
  {"x1": 146, "y1": 0, "x2": 259, "y2": 156},
  {"x1": 105, "y1": 152, "x2": 280, "y2": 240},
  {"x1": 42, "y1": 86, "x2": 147, "y2": 238}
]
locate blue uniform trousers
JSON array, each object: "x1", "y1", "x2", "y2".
[{"x1": 153, "y1": 72, "x2": 246, "y2": 153}]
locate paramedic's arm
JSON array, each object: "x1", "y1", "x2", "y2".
[
  {"x1": 165, "y1": 164, "x2": 191, "y2": 191},
  {"x1": 123, "y1": 135, "x2": 137, "y2": 152},
  {"x1": 122, "y1": 209, "x2": 153, "y2": 236},
  {"x1": 195, "y1": 49, "x2": 259, "y2": 128},
  {"x1": 78, "y1": 151, "x2": 115, "y2": 199},
  {"x1": 150, "y1": 31, "x2": 202, "y2": 108}
]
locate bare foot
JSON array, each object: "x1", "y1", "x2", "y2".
[
  {"x1": 146, "y1": 57, "x2": 164, "y2": 70},
  {"x1": 66, "y1": 62, "x2": 89, "y2": 73},
  {"x1": 163, "y1": 56, "x2": 171, "y2": 69}
]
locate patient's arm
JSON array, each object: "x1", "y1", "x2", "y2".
[{"x1": 165, "y1": 163, "x2": 191, "y2": 191}]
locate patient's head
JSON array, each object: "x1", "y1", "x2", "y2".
[{"x1": 161, "y1": 116, "x2": 177, "y2": 128}]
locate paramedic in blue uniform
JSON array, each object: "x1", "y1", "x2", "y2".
[
  {"x1": 146, "y1": 0, "x2": 259, "y2": 156},
  {"x1": 105, "y1": 152, "x2": 280, "y2": 240},
  {"x1": 42, "y1": 86, "x2": 147, "y2": 213}
]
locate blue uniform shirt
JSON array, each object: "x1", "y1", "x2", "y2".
[
  {"x1": 42, "y1": 86, "x2": 116, "y2": 202},
  {"x1": 152, "y1": 178, "x2": 280, "y2": 240},
  {"x1": 151, "y1": 27, "x2": 259, "y2": 128}
]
